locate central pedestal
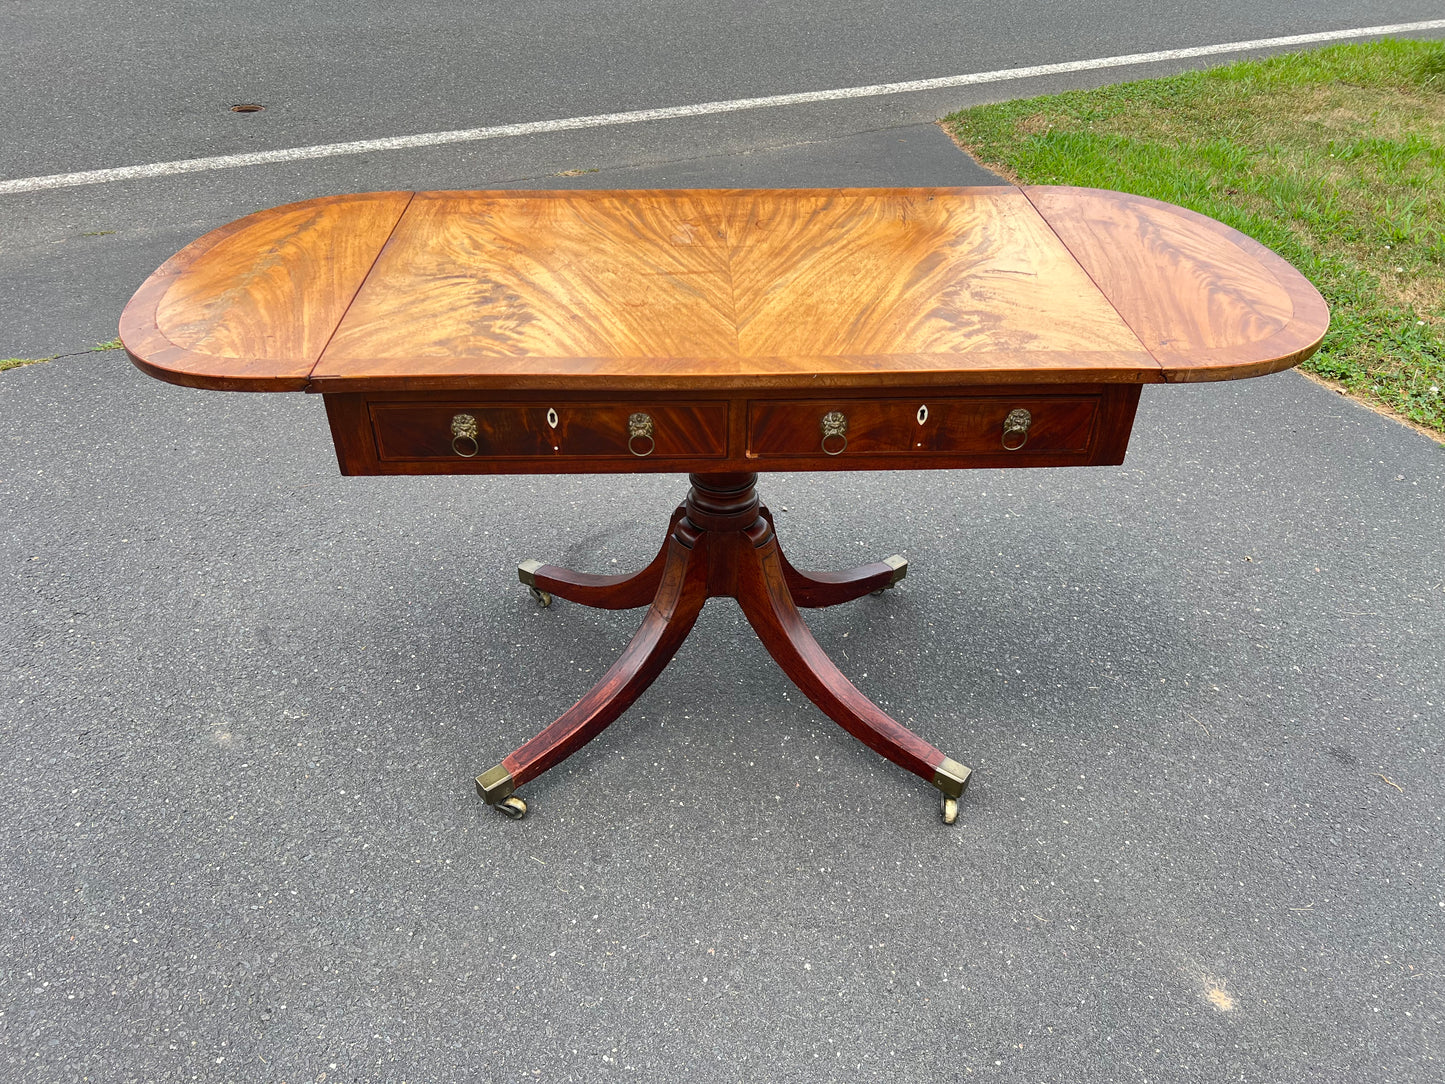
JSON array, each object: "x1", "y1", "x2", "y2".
[{"x1": 476, "y1": 472, "x2": 971, "y2": 824}]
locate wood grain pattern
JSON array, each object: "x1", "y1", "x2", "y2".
[
  {"x1": 495, "y1": 473, "x2": 954, "y2": 798},
  {"x1": 759, "y1": 506, "x2": 907, "y2": 608},
  {"x1": 322, "y1": 190, "x2": 737, "y2": 366},
  {"x1": 503, "y1": 531, "x2": 711, "y2": 787},
  {"x1": 121, "y1": 192, "x2": 411, "y2": 391},
  {"x1": 312, "y1": 187, "x2": 1160, "y2": 388},
  {"x1": 1023, "y1": 186, "x2": 1329, "y2": 382},
  {"x1": 369, "y1": 400, "x2": 727, "y2": 460},
  {"x1": 746, "y1": 395, "x2": 1099, "y2": 458},
  {"x1": 123, "y1": 186, "x2": 1329, "y2": 394},
  {"x1": 321, "y1": 383, "x2": 1140, "y2": 476},
  {"x1": 725, "y1": 189, "x2": 1147, "y2": 363},
  {"x1": 525, "y1": 506, "x2": 686, "y2": 609},
  {"x1": 737, "y1": 530, "x2": 945, "y2": 783}
]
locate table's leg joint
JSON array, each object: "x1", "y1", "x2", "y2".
[
  {"x1": 514, "y1": 508, "x2": 684, "y2": 610},
  {"x1": 760, "y1": 505, "x2": 909, "y2": 607}
]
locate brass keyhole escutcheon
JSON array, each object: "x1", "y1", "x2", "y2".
[
  {"x1": 451, "y1": 413, "x2": 479, "y2": 457},
  {"x1": 546, "y1": 407, "x2": 558, "y2": 429},
  {"x1": 628, "y1": 412, "x2": 655, "y2": 457},
  {"x1": 916, "y1": 404, "x2": 928, "y2": 425},
  {"x1": 820, "y1": 411, "x2": 848, "y2": 456},
  {"x1": 1002, "y1": 408, "x2": 1032, "y2": 451}
]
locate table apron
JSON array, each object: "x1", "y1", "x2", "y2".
[{"x1": 322, "y1": 384, "x2": 1143, "y2": 476}]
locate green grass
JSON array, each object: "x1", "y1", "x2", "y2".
[
  {"x1": 943, "y1": 38, "x2": 1445, "y2": 438},
  {"x1": 0, "y1": 355, "x2": 54, "y2": 373},
  {"x1": 1, "y1": 339, "x2": 121, "y2": 373}
]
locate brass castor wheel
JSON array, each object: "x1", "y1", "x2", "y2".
[
  {"x1": 941, "y1": 795, "x2": 959, "y2": 825},
  {"x1": 872, "y1": 555, "x2": 908, "y2": 596},
  {"x1": 497, "y1": 796, "x2": 528, "y2": 820},
  {"x1": 518, "y1": 560, "x2": 552, "y2": 606}
]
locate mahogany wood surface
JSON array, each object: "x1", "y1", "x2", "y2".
[
  {"x1": 747, "y1": 394, "x2": 1098, "y2": 457},
  {"x1": 761, "y1": 507, "x2": 905, "y2": 609},
  {"x1": 526, "y1": 502, "x2": 905, "y2": 611},
  {"x1": 1023, "y1": 187, "x2": 1330, "y2": 383},
  {"x1": 319, "y1": 383, "x2": 1141, "y2": 476},
  {"x1": 525, "y1": 506, "x2": 685, "y2": 609},
  {"x1": 121, "y1": 186, "x2": 1328, "y2": 396},
  {"x1": 120, "y1": 192, "x2": 412, "y2": 391},
  {"x1": 503, "y1": 531, "x2": 711, "y2": 787},
  {"x1": 119, "y1": 186, "x2": 1326, "y2": 819},
  {"x1": 370, "y1": 400, "x2": 727, "y2": 461},
  {"x1": 314, "y1": 186, "x2": 1157, "y2": 389},
  {"x1": 496, "y1": 474, "x2": 951, "y2": 797},
  {"x1": 737, "y1": 532, "x2": 944, "y2": 782}
]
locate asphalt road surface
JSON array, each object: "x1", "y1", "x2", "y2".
[{"x1": 2, "y1": 3, "x2": 1443, "y2": 1082}]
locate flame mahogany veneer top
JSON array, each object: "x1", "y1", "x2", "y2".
[{"x1": 120, "y1": 186, "x2": 1329, "y2": 394}]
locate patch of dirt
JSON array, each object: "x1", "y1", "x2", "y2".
[
  {"x1": 1015, "y1": 112, "x2": 1053, "y2": 135},
  {"x1": 1380, "y1": 271, "x2": 1445, "y2": 317},
  {"x1": 936, "y1": 121, "x2": 1021, "y2": 184},
  {"x1": 1205, "y1": 981, "x2": 1236, "y2": 1012}
]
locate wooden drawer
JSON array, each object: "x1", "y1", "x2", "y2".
[
  {"x1": 747, "y1": 395, "x2": 1100, "y2": 459},
  {"x1": 369, "y1": 401, "x2": 728, "y2": 462}
]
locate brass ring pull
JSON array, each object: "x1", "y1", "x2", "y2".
[
  {"x1": 451, "y1": 413, "x2": 479, "y2": 457},
  {"x1": 628, "y1": 412, "x2": 655, "y2": 457},
  {"x1": 1001, "y1": 408, "x2": 1032, "y2": 451},
  {"x1": 821, "y1": 410, "x2": 848, "y2": 456}
]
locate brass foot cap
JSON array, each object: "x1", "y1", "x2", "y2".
[
  {"x1": 932, "y1": 756, "x2": 972, "y2": 799},
  {"x1": 517, "y1": 559, "x2": 544, "y2": 587},
  {"x1": 883, "y1": 554, "x2": 908, "y2": 585},
  {"x1": 475, "y1": 763, "x2": 516, "y2": 805}
]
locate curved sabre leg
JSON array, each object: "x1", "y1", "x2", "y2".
[
  {"x1": 518, "y1": 506, "x2": 685, "y2": 609},
  {"x1": 735, "y1": 527, "x2": 970, "y2": 818},
  {"x1": 758, "y1": 506, "x2": 907, "y2": 608},
  {"x1": 478, "y1": 531, "x2": 709, "y2": 816}
]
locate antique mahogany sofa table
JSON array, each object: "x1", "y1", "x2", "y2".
[{"x1": 121, "y1": 186, "x2": 1328, "y2": 825}]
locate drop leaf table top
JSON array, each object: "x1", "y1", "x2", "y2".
[{"x1": 121, "y1": 186, "x2": 1328, "y2": 396}]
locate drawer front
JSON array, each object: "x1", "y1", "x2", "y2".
[
  {"x1": 370, "y1": 401, "x2": 728, "y2": 461},
  {"x1": 747, "y1": 396, "x2": 1099, "y2": 459}
]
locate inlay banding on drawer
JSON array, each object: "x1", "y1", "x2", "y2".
[
  {"x1": 746, "y1": 396, "x2": 1100, "y2": 459},
  {"x1": 370, "y1": 401, "x2": 728, "y2": 461}
]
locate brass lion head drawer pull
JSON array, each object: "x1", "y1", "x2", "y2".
[
  {"x1": 820, "y1": 410, "x2": 848, "y2": 455},
  {"x1": 451, "y1": 413, "x2": 479, "y2": 457},
  {"x1": 1002, "y1": 408, "x2": 1032, "y2": 451},
  {"x1": 628, "y1": 412, "x2": 655, "y2": 457}
]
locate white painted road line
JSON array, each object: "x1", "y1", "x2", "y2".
[{"x1": 4, "y1": 19, "x2": 1444, "y2": 196}]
